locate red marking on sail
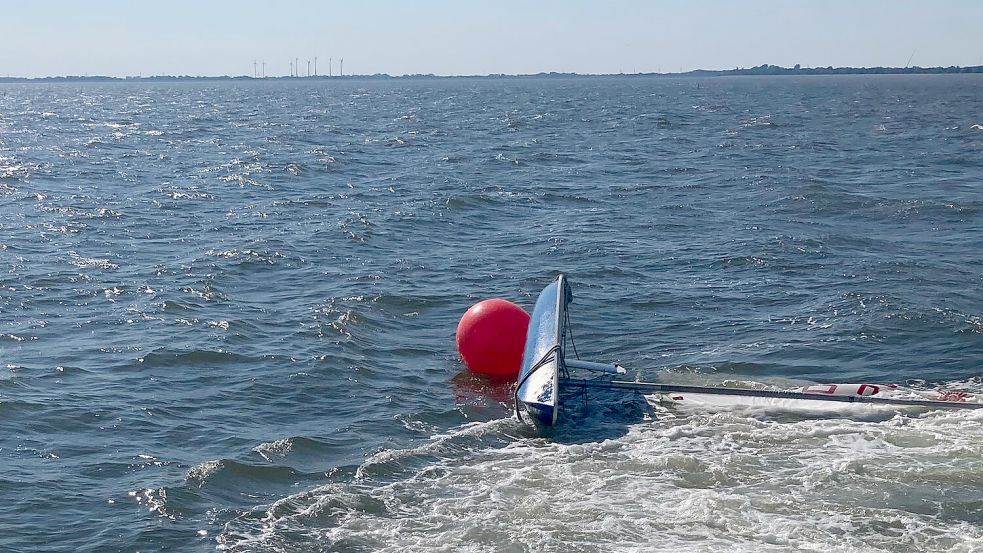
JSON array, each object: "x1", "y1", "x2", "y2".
[
  {"x1": 856, "y1": 384, "x2": 880, "y2": 396},
  {"x1": 936, "y1": 390, "x2": 970, "y2": 402}
]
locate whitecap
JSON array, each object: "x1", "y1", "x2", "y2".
[{"x1": 68, "y1": 251, "x2": 119, "y2": 270}]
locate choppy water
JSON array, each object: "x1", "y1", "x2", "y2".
[{"x1": 1, "y1": 75, "x2": 982, "y2": 552}]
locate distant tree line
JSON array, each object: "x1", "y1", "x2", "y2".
[{"x1": 688, "y1": 64, "x2": 983, "y2": 76}]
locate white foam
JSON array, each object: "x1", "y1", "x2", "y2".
[
  {"x1": 219, "y1": 388, "x2": 983, "y2": 552},
  {"x1": 253, "y1": 439, "x2": 294, "y2": 462},
  {"x1": 68, "y1": 251, "x2": 119, "y2": 270}
]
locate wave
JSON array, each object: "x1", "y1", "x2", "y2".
[
  {"x1": 137, "y1": 349, "x2": 255, "y2": 368},
  {"x1": 187, "y1": 459, "x2": 303, "y2": 489}
]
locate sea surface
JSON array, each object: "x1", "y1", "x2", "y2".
[{"x1": 1, "y1": 75, "x2": 982, "y2": 552}]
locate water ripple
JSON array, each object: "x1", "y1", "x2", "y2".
[{"x1": 1, "y1": 75, "x2": 982, "y2": 552}]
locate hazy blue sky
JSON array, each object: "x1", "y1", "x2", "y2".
[{"x1": 3, "y1": 0, "x2": 981, "y2": 77}]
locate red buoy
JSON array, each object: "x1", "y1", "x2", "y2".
[{"x1": 456, "y1": 298, "x2": 530, "y2": 379}]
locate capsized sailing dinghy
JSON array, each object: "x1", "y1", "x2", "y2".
[{"x1": 514, "y1": 274, "x2": 982, "y2": 430}]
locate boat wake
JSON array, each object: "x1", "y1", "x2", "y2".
[{"x1": 217, "y1": 378, "x2": 983, "y2": 552}]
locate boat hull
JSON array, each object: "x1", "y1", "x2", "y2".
[{"x1": 515, "y1": 275, "x2": 569, "y2": 429}]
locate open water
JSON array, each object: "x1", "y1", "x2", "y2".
[{"x1": 1, "y1": 75, "x2": 982, "y2": 552}]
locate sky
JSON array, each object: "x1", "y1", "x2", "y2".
[{"x1": 2, "y1": 0, "x2": 982, "y2": 78}]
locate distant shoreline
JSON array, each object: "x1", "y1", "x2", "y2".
[{"x1": 2, "y1": 64, "x2": 982, "y2": 83}]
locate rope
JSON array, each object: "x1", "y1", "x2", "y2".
[{"x1": 565, "y1": 306, "x2": 580, "y2": 361}]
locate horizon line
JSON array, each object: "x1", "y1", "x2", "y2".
[{"x1": 3, "y1": 63, "x2": 983, "y2": 82}]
